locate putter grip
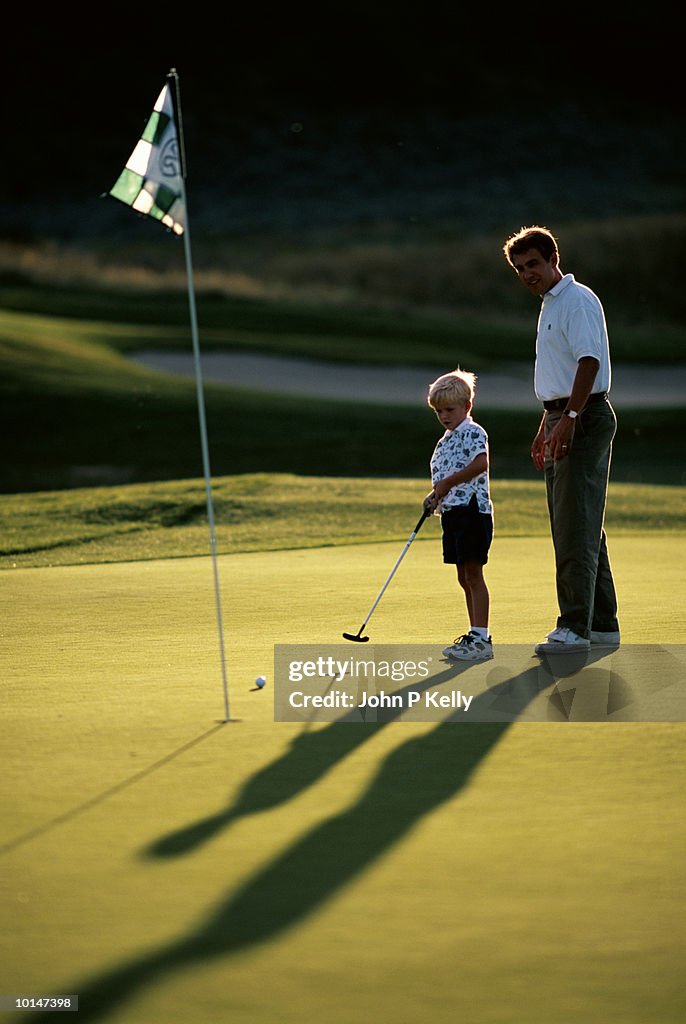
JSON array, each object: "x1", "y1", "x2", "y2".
[{"x1": 413, "y1": 509, "x2": 430, "y2": 533}]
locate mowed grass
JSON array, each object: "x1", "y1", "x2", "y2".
[
  {"x1": 2, "y1": 536, "x2": 685, "y2": 1024},
  {"x1": 1, "y1": 473, "x2": 685, "y2": 569},
  {"x1": 1, "y1": 262, "x2": 685, "y2": 1021}
]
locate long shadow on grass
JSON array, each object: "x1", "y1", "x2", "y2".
[
  {"x1": 0, "y1": 724, "x2": 226, "y2": 857},
  {"x1": 33, "y1": 650, "x2": 616, "y2": 1023},
  {"x1": 142, "y1": 658, "x2": 476, "y2": 859}
]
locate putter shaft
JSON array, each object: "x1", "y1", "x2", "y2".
[{"x1": 342, "y1": 509, "x2": 429, "y2": 643}]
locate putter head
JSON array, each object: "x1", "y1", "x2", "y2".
[{"x1": 342, "y1": 632, "x2": 370, "y2": 643}]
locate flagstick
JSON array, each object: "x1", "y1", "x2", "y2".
[{"x1": 169, "y1": 70, "x2": 231, "y2": 723}]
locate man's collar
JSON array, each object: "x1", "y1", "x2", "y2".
[{"x1": 545, "y1": 273, "x2": 575, "y2": 298}]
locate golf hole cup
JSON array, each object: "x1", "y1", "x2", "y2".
[{"x1": 255, "y1": 675, "x2": 267, "y2": 689}]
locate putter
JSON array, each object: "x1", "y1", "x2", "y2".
[{"x1": 343, "y1": 508, "x2": 430, "y2": 642}]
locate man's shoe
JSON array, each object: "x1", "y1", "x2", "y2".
[
  {"x1": 444, "y1": 631, "x2": 494, "y2": 661},
  {"x1": 590, "y1": 630, "x2": 621, "y2": 647},
  {"x1": 534, "y1": 626, "x2": 590, "y2": 655}
]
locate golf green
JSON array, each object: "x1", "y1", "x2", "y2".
[{"x1": 2, "y1": 536, "x2": 684, "y2": 1023}]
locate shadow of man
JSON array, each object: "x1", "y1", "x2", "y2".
[
  {"x1": 143, "y1": 657, "x2": 477, "y2": 859},
  {"x1": 36, "y1": 649, "x2": 619, "y2": 1023}
]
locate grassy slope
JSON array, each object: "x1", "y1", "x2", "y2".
[
  {"x1": 2, "y1": 279, "x2": 685, "y2": 364},
  {"x1": 1, "y1": 473, "x2": 684, "y2": 569},
  {"x1": 1, "y1": 302, "x2": 684, "y2": 495}
]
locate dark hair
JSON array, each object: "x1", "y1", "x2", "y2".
[{"x1": 502, "y1": 226, "x2": 559, "y2": 266}]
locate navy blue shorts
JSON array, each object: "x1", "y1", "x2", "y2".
[{"x1": 441, "y1": 496, "x2": 493, "y2": 565}]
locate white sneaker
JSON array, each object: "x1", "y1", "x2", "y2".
[
  {"x1": 444, "y1": 631, "x2": 494, "y2": 661},
  {"x1": 590, "y1": 630, "x2": 621, "y2": 646},
  {"x1": 534, "y1": 626, "x2": 590, "y2": 655}
]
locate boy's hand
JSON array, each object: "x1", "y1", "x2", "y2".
[
  {"x1": 423, "y1": 491, "x2": 438, "y2": 513},
  {"x1": 424, "y1": 475, "x2": 455, "y2": 512}
]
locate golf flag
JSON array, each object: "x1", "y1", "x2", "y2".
[
  {"x1": 106, "y1": 71, "x2": 231, "y2": 721},
  {"x1": 109, "y1": 83, "x2": 185, "y2": 235}
]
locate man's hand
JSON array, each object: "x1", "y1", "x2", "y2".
[
  {"x1": 535, "y1": 356, "x2": 598, "y2": 465},
  {"x1": 547, "y1": 414, "x2": 576, "y2": 462},
  {"x1": 531, "y1": 424, "x2": 546, "y2": 471}
]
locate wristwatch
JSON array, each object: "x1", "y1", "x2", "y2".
[{"x1": 563, "y1": 409, "x2": 578, "y2": 419}]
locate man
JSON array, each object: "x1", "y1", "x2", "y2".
[{"x1": 502, "y1": 226, "x2": 620, "y2": 653}]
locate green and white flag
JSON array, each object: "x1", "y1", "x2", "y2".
[
  {"x1": 109, "y1": 83, "x2": 185, "y2": 235},
  {"x1": 108, "y1": 71, "x2": 231, "y2": 720}
]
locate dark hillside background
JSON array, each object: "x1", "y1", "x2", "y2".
[
  {"x1": 1, "y1": 10, "x2": 684, "y2": 493},
  {"x1": 3, "y1": 11, "x2": 683, "y2": 242}
]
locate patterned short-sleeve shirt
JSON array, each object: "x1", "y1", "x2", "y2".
[{"x1": 430, "y1": 415, "x2": 493, "y2": 514}]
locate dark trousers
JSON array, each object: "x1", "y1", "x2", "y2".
[{"x1": 544, "y1": 398, "x2": 619, "y2": 639}]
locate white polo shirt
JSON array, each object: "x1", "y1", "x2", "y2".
[{"x1": 534, "y1": 274, "x2": 612, "y2": 402}]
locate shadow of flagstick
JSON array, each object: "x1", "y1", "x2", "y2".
[
  {"x1": 143, "y1": 659, "x2": 477, "y2": 859},
  {"x1": 0, "y1": 725, "x2": 227, "y2": 859},
  {"x1": 34, "y1": 652, "x2": 612, "y2": 1023}
]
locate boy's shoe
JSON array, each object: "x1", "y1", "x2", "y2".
[
  {"x1": 443, "y1": 631, "x2": 493, "y2": 661},
  {"x1": 590, "y1": 629, "x2": 621, "y2": 647},
  {"x1": 534, "y1": 626, "x2": 590, "y2": 655}
]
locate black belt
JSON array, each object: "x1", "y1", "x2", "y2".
[{"x1": 543, "y1": 392, "x2": 607, "y2": 411}]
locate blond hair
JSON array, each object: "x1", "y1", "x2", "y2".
[{"x1": 427, "y1": 368, "x2": 476, "y2": 409}]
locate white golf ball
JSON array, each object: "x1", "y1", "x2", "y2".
[{"x1": 255, "y1": 675, "x2": 267, "y2": 689}]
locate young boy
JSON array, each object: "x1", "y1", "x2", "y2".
[{"x1": 424, "y1": 368, "x2": 494, "y2": 661}]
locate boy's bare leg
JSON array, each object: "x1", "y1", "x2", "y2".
[
  {"x1": 462, "y1": 562, "x2": 490, "y2": 631},
  {"x1": 456, "y1": 565, "x2": 475, "y2": 626}
]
